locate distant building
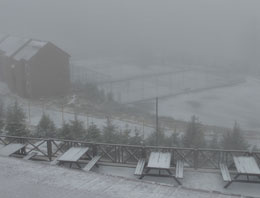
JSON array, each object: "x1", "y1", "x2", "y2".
[{"x1": 0, "y1": 35, "x2": 70, "y2": 98}]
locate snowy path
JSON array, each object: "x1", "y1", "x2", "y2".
[{"x1": 0, "y1": 157, "x2": 243, "y2": 198}]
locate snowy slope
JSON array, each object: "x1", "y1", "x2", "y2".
[{"x1": 160, "y1": 77, "x2": 260, "y2": 131}]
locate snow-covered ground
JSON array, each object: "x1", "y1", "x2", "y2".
[
  {"x1": 72, "y1": 61, "x2": 240, "y2": 103},
  {"x1": 0, "y1": 156, "x2": 252, "y2": 198},
  {"x1": 159, "y1": 77, "x2": 260, "y2": 132},
  {"x1": 93, "y1": 165, "x2": 260, "y2": 198}
]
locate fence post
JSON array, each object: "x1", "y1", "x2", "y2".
[
  {"x1": 141, "y1": 146, "x2": 146, "y2": 159},
  {"x1": 92, "y1": 144, "x2": 97, "y2": 157},
  {"x1": 194, "y1": 149, "x2": 199, "y2": 169},
  {"x1": 47, "y1": 139, "x2": 52, "y2": 161}
]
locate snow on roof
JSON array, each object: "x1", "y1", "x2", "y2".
[
  {"x1": 0, "y1": 36, "x2": 30, "y2": 57},
  {"x1": 13, "y1": 40, "x2": 47, "y2": 61}
]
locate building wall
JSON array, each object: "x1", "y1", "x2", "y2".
[
  {"x1": 0, "y1": 55, "x2": 5, "y2": 82},
  {"x1": 2, "y1": 56, "x2": 17, "y2": 93},
  {"x1": 27, "y1": 43, "x2": 70, "y2": 98}
]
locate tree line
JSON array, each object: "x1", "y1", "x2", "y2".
[{"x1": 0, "y1": 100, "x2": 249, "y2": 150}]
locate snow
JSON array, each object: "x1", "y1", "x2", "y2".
[
  {"x1": 58, "y1": 147, "x2": 89, "y2": 162},
  {"x1": 0, "y1": 156, "x2": 247, "y2": 198},
  {"x1": 160, "y1": 77, "x2": 260, "y2": 132},
  {"x1": 147, "y1": 152, "x2": 171, "y2": 169},
  {"x1": 93, "y1": 165, "x2": 260, "y2": 197},
  {"x1": 14, "y1": 40, "x2": 47, "y2": 61},
  {"x1": 0, "y1": 36, "x2": 30, "y2": 57}
]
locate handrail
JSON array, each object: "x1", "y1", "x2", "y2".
[{"x1": 0, "y1": 135, "x2": 259, "y2": 169}]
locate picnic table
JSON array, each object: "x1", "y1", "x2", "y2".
[
  {"x1": 224, "y1": 156, "x2": 260, "y2": 188},
  {"x1": 139, "y1": 152, "x2": 182, "y2": 185},
  {"x1": 58, "y1": 147, "x2": 90, "y2": 168},
  {"x1": 57, "y1": 147, "x2": 101, "y2": 171},
  {"x1": 0, "y1": 143, "x2": 26, "y2": 157}
]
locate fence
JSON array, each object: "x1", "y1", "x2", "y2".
[{"x1": 0, "y1": 135, "x2": 259, "y2": 170}]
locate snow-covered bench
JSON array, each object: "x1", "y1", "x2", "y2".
[
  {"x1": 134, "y1": 158, "x2": 146, "y2": 176},
  {"x1": 83, "y1": 156, "x2": 101, "y2": 171},
  {"x1": 23, "y1": 152, "x2": 38, "y2": 160},
  {"x1": 219, "y1": 163, "x2": 231, "y2": 182},
  {"x1": 176, "y1": 160, "x2": 184, "y2": 179}
]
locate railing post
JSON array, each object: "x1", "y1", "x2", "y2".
[
  {"x1": 194, "y1": 149, "x2": 199, "y2": 169},
  {"x1": 47, "y1": 139, "x2": 52, "y2": 161},
  {"x1": 92, "y1": 144, "x2": 97, "y2": 157},
  {"x1": 141, "y1": 146, "x2": 146, "y2": 159}
]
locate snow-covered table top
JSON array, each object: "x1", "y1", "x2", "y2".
[
  {"x1": 0, "y1": 143, "x2": 25, "y2": 157},
  {"x1": 58, "y1": 147, "x2": 89, "y2": 162},
  {"x1": 234, "y1": 156, "x2": 260, "y2": 175},
  {"x1": 147, "y1": 152, "x2": 171, "y2": 169}
]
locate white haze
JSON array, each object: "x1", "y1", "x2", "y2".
[{"x1": 0, "y1": 0, "x2": 258, "y2": 69}]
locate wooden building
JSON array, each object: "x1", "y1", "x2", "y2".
[{"x1": 0, "y1": 36, "x2": 70, "y2": 98}]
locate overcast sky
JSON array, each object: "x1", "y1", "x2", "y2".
[{"x1": 0, "y1": 0, "x2": 258, "y2": 66}]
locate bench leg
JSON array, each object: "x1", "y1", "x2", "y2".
[
  {"x1": 139, "y1": 168, "x2": 150, "y2": 179},
  {"x1": 76, "y1": 163, "x2": 81, "y2": 169},
  {"x1": 224, "y1": 174, "x2": 239, "y2": 188},
  {"x1": 173, "y1": 177, "x2": 182, "y2": 185},
  {"x1": 224, "y1": 181, "x2": 233, "y2": 188},
  {"x1": 166, "y1": 169, "x2": 182, "y2": 185}
]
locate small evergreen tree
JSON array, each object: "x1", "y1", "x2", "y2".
[
  {"x1": 209, "y1": 132, "x2": 219, "y2": 149},
  {"x1": 165, "y1": 131, "x2": 180, "y2": 147},
  {"x1": 182, "y1": 115, "x2": 205, "y2": 148},
  {"x1": 129, "y1": 128, "x2": 143, "y2": 145},
  {"x1": 222, "y1": 122, "x2": 248, "y2": 150},
  {"x1": 0, "y1": 100, "x2": 5, "y2": 133},
  {"x1": 86, "y1": 122, "x2": 101, "y2": 142},
  {"x1": 119, "y1": 129, "x2": 131, "y2": 144},
  {"x1": 69, "y1": 119, "x2": 86, "y2": 140},
  {"x1": 59, "y1": 122, "x2": 73, "y2": 140},
  {"x1": 58, "y1": 118, "x2": 86, "y2": 140},
  {"x1": 102, "y1": 117, "x2": 117, "y2": 143},
  {"x1": 36, "y1": 114, "x2": 56, "y2": 138},
  {"x1": 146, "y1": 126, "x2": 165, "y2": 146},
  {"x1": 5, "y1": 101, "x2": 29, "y2": 136}
]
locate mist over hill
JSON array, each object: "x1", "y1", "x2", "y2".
[{"x1": 0, "y1": 0, "x2": 258, "y2": 70}]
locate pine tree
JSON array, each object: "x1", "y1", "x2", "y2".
[
  {"x1": 5, "y1": 101, "x2": 29, "y2": 136},
  {"x1": 36, "y1": 114, "x2": 56, "y2": 138},
  {"x1": 209, "y1": 132, "x2": 219, "y2": 149},
  {"x1": 102, "y1": 117, "x2": 117, "y2": 143},
  {"x1": 169, "y1": 131, "x2": 180, "y2": 147},
  {"x1": 86, "y1": 122, "x2": 101, "y2": 142},
  {"x1": 146, "y1": 126, "x2": 165, "y2": 146},
  {"x1": 182, "y1": 115, "x2": 205, "y2": 148},
  {"x1": 59, "y1": 122, "x2": 73, "y2": 140},
  {"x1": 222, "y1": 122, "x2": 248, "y2": 150},
  {"x1": 118, "y1": 124, "x2": 131, "y2": 144},
  {"x1": 69, "y1": 119, "x2": 86, "y2": 140},
  {"x1": 129, "y1": 128, "x2": 142, "y2": 145},
  {"x1": 0, "y1": 100, "x2": 5, "y2": 133}
]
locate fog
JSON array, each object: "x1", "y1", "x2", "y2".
[{"x1": 0, "y1": 0, "x2": 258, "y2": 68}]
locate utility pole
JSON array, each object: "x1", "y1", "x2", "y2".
[
  {"x1": 28, "y1": 100, "x2": 31, "y2": 125},
  {"x1": 61, "y1": 103, "x2": 64, "y2": 123},
  {"x1": 156, "y1": 97, "x2": 159, "y2": 146}
]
